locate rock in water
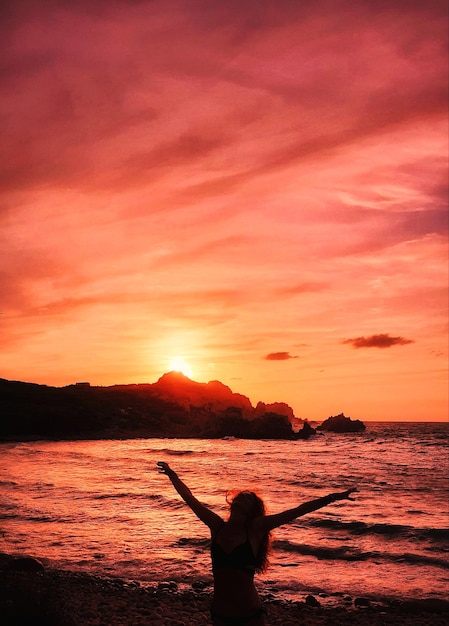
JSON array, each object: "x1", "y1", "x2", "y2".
[{"x1": 317, "y1": 413, "x2": 365, "y2": 433}]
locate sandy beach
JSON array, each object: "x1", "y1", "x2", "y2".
[{"x1": 1, "y1": 554, "x2": 448, "y2": 626}]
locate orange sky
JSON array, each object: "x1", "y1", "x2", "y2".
[{"x1": 1, "y1": 0, "x2": 448, "y2": 422}]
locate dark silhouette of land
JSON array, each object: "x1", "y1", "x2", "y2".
[
  {"x1": 0, "y1": 372, "x2": 364, "y2": 441},
  {"x1": 317, "y1": 413, "x2": 366, "y2": 433}
]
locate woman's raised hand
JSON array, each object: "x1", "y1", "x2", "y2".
[
  {"x1": 157, "y1": 461, "x2": 172, "y2": 475},
  {"x1": 336, "y1": 488, "x2": 358, "y2": 501}
]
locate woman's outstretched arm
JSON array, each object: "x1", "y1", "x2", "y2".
[
  {"x1": 157, "y1": 461, "x2": 223, "y2": 531},
  {"x1": 258, "y1": 488, "x2": 358, "y2": 532}
]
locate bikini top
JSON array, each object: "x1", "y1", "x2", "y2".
[{"x1": 211, "y1": 524, "x2": 257, "y2": 575}]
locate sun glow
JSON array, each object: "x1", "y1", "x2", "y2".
[{"x1": 168, "y1": 356, "x2": 194, "y2": 379}]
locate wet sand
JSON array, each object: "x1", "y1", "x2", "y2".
[{"x1": 1, "y1": 554, "x2": 448, "y2": 625}]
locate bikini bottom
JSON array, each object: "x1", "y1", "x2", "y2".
[{"x1": 210, "y1": 606, "x2": 266, "y2": 625}]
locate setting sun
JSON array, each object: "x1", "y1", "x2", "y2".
[{"x1": 168, "y1": 357, "x2": 194, "y2": 379}]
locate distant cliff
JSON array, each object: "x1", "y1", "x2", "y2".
[{"x1": 0, "y1": 373, "x2": 305, "y2": 441}]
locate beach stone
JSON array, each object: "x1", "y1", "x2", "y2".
[
  {"x1": 354, "y1": 596, "x2": 371, "y2": 607},
  {"x1": 305, "y1": 594, "x2": 321, "y2": 607},
  {"x1": 191, "y1": 580, "x2": 207, "y2": 591},
  {"x1": 399, "y1": 598, "x2": 449, "y2": 614},
  {"x1": 6, "y1": 557, "x2": 45, "y2": 573},
  {"x1": 158, "y1": 582, "x2": 171, "y2": 591},
  {"x1": 158, "y1": 581, "x2": 178, "y2": 592}
]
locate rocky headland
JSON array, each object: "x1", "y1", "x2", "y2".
[{"x1": 0, "y1": 373, "x2": 365, "y2": 441}]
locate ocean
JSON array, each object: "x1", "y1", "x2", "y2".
[{"x1": 1, "y1": 422, "x2": 448, "y2": 604}]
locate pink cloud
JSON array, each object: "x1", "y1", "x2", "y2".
[
  {"x1": 264, "y1": 352, "x2": 299, "y2": 361},
  {"x1": 0, "y1": 0, "x2": 446, "y2": 198},
  {"x1": 343, "y1": 334, "x2": 415, "y2": 349}
]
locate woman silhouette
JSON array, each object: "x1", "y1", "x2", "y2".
[{"x1": 157, "y1": 461, "x2": 357, "y2": 626}]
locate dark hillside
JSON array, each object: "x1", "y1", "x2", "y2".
[{"x1": 0, "y1": 375, "x2": 303, "y2": 441}]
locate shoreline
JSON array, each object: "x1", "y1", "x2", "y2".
[{"x1": 1, "y1": 554, "x2": 448, "y2": 625}]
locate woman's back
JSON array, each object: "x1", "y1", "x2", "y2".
[
  {"x1": 210, "y1": 521, "x2": 265, "y2": 620},
  {"x1": 211, "y1": 522, "x2": 258, "y2": 574}
]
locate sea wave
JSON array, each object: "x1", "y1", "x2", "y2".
[
  {"x1": 160, "y1": 449, "x2": 195, "y2": 456},
  {"x1": 92, "y1": 493, "x2": 163, "y2": 501},
  {"x1": 305, "y1": 518, "x2": 449, "y2": 542},
  {"x1": 174, "y1": 537, "x2": 210, "y2": 549},
  {"x1": 274, "y1": 539, "x2": 363, "y2": 561},
  {"x1": 24, "y1": 514, "x2": 64, "y2": 523},
  {"x1": 273, "y1": 539, "x2": 449, "y2": 569},
  {"x1": 0, "y1": 513, "x2": 19, "y2": 521}
]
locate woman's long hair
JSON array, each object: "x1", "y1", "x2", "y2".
[{"x1": 227, "y1": 490, "x2": 271, "y2": 573}]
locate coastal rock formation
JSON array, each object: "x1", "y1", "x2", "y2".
[
  {"x1": 317, "y1": 413, "x2": 366, "y2": 433},
  {"x1": 153, "y1": 372, "x2": 254, "y2": 418},
  {"x1": 295, "y1": 421, "x2": 316, "y2": 440},
  {"x1": 0, "y1": 375, "x2": 300, "y2": 441},
  {"x1": 0, "y1": 377, "x2": 371, "y2": 441},
  {"x1": 254, "y1": 401, "x2": 295, "y2": 424}
]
